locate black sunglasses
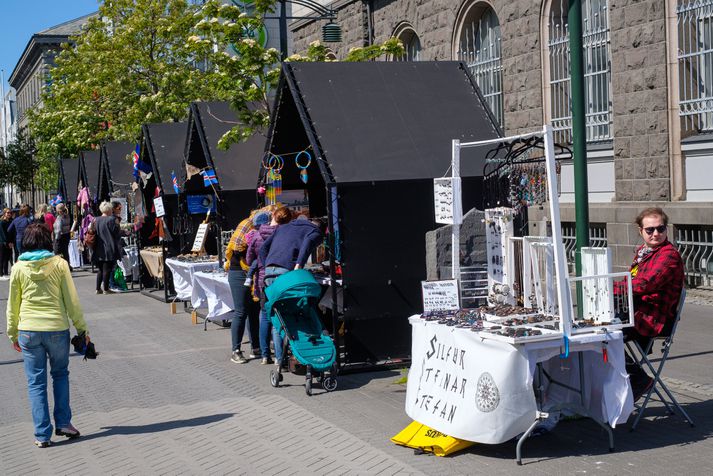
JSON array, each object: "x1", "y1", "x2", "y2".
[{"x1": 643, "y1": 225, "x2": 667, "y2": 235}]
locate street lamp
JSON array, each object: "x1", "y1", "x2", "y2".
[{"x1": 267, "y1": 0, "x2": 342, "y2": 59}]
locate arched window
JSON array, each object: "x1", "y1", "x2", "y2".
[
  {"x1": 544, "y1": 0, "x2": 612, "y2": 144},
  {"x1": 455, "y1": 3, "x2": 503, "y2": 128},
  {"x1": 393, "y1": 24, "x2": 421, "y2": 61}
]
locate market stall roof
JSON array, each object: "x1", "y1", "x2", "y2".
[
  {"x1": 185, "y1": 101, "x2": 264, "y2": 192},
  {"x1": 80, "y1": 149, "x2": 102, "y2": 200},
  {"x1": 102, "y1": 141, "x2": 135, "y2": 193},
  {"x1": 60, "y1": 158, "x2": 80, "y2": 202},
  {"x1": 142, "y1": 122, "x2": 188, "y2": 196},
  {"x1": 270, "y1": 61, "x2": 502, "y2": 183}
]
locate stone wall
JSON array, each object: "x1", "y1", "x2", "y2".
[
  {"x1": 610, "y1": 0, "x2": 670, "y2": 201},
  {"x1": 291, "y1": 0, "x2": 544, "y2": 135}
]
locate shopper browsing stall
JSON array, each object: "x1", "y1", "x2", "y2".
[
  {"x1": 624, "y1": 207, "x2": 684, "y2": 400},
  {"x1": 225, "y1": 210, "x2": 263, "y2": 364},
  {"x1": 259, "y1": 215, "x2": 324, "y2": 283},
  {"x1": 247, "y1": 206, "x2": 292, "y2": 365}
]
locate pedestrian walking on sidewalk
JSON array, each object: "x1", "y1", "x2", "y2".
[
  {"x1": 0, "y1": 208, "x2": 13, "y2": 279},
  {"x1": 53, "y1": 203, "x2": 72, "y2": 267},
  {"x1": 6, "y1": 223, "x2": 89, "y2": 448},
  {"x1": 8, "y1": 204, "x2": 33, "y2": 255}
]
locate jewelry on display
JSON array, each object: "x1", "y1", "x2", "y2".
[{"x1": 295, "y1": 150, "x2": 312, "y2": 184}]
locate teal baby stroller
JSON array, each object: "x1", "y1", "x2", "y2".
[{"x1": 265, "y1": 269, "x2": 338, "y2": 395}]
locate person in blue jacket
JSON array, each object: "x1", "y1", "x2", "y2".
[
  {"x1": 259, "y1": 214, "x2": 324, "y2": 285},
  {"x1": 8, "y1": 204, "x2": 33, "y2": 255}
]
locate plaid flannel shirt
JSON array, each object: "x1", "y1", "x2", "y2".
[
  {"x1": 629, "y1": 240, "x2": 684, "y2": 337},
  {"x1": 225, "y1": 217, "x2": 254, "y2": 271}
]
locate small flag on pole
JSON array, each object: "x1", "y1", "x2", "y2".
[
  {"x1": 171, "y1": 171, "x2": 180, "y2": 194},
  {"x1": 132, "y1": 144, "x2": 140, "y2": 180},
  {"x1": 201, "y1": 168, "x2": 218, "y2": 187}
]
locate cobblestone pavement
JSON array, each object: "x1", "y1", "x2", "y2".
[{"x1": 1, "y1": 272, "x2": 711, "y2": 475}]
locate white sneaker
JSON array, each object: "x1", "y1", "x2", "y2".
[
  {"x1": 243, "y1": 278, "x2": 252, "y2": 287},
  {"x1": 230, "y1": 351, "x2": 247, "y2": 364},
  {"x1": 0, "y1": 276, "x2": 9, "y2": 281}
]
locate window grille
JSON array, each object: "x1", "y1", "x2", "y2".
[
  {"x1": 676, "y1": 225, "x2": 713, "y2": 287},
  {"x1": 561, "y1": 222, "x2": 608, "y2": 272},
  {"x1": 548, "y1": 0, "x2": 612, "y2": 144},
  {"x1": 678, "y1": 0, "x2": 713, "y2": 133},
  {"x1": 395, "y1": 29, "x2": 421, "y2": 61},
  {"x1": 458, "y1": 7, "x2": 504, "y2": 128}
]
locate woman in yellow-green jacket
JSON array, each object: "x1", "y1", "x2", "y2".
[{"x1": 6, "y1": 223, "x2": 89, "y2": 448}]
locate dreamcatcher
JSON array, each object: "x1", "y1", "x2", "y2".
[
  {"x1": 295, "y1": 150, "x2": 312, "y2": 184},
  {"x1": 262, "y1": 153, "x2": 284, "y2": 205}
]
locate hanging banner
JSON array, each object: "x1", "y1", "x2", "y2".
[
  {"x1": 434, "y1": 177, "x2": 462, "y2": 225},
  {"x1": 421, "y1": 280, "x2": 460, "y2": 313},
  {"x1": 186, "y1": 194, "x2": 217, "y2": 215}
]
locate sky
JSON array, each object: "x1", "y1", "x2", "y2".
[{"x1": 1, "y1": 0, "x2": 100, "y2": 94}]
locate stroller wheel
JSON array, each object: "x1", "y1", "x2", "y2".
[
  {"x1": 270, "y1": 369, "x2": 280, "y2": 388},
  {"x1": 322, "y1": 376, "x2": 338, "y2": 392}
]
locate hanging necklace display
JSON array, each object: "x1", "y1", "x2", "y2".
[{"x1": 295, "y1": 150, "x2": 312, "y2": 184}]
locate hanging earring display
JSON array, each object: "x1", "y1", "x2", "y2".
[{"x1": 295, "y1": 150, "x2": 312, "y2": 184}]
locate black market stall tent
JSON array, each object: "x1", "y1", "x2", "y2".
[
  {"x1": 59, "y1": 157, "x2": 80, "y2": 208},
  {"x1": 184, "y1": 101, "x2": 263, "y2": 229},
  {"x1": 264, "y1": 61, "x2": 501, "y2": 369},
  {"x1": 79, "y1": 149, "x2": 102, "y2": 207},
  {"x1": 98, "y1": 141, "x2": 134, "y2": 203},
  {"x1": 137, "y1": 121, "x2": 188, "y2": 300}
]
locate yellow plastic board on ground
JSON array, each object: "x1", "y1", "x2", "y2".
[{"x1": 391, "y1": 421, "x2": 475, "y2": 457}]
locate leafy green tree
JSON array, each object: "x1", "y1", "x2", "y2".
[
  {"x1": 30, "y1": 0, "x2": 231, "y2": 162},
  {"x1": 189, "y1": 0, "x2": 404, "y2": 148},
  {"x1": 1, "y1": 131, "x2": 41, "y2": 193}
]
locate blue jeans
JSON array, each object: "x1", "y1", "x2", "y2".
[
  {"x1": 18, "y1": 330, "x2": 72, "y2": 442},
  {"x1": 228, "y1": 269, "x2": 259, "y2": 353},
  {"x1": 259, "y1": 309, "x2": 283, "y2": 361}
]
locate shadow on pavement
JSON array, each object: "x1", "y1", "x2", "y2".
[
  {"x1": 452, "y1": 397, "x2": 712, "y2": 465},
  {"x1": 59, "y1": 413, "x2": 235, "y2": 443},
  {"x1": 334, "y1": 369, "x2": 403, "y2": 391},
  {"x1": 0, "y1": 358, "x2": 24, "y2": 366}
]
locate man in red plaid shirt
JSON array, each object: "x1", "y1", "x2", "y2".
[{"x1": 625, "y1": 207, "x2": 684, "y2": 400}]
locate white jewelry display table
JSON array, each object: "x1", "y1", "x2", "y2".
[
  {"x1": 165, "y1": 258, "x2": 219, "y2": 301},
  {"x1": 405, "y1": 315, "x2": 634, "y2": 445},
  {"x1": 191, "y1": 270, "x2": 233, "y2": 319}
]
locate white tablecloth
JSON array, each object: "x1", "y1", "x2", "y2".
[
  {"x1": 405, "y1": 315, "x2": 634, "y2": 444},
  {"x1": 165, "y1": 258, "x2": 219, "y2": 300},
  {"x1": 69, "y1": 239, "x2": 82, "y2": 268},
  {"x1": 191, "y1": 271, "x2": 234, "y2": 318}
]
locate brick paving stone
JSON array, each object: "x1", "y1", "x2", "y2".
[{"x1": 1, "y1": 274, "x2": 712, "y2": 474}]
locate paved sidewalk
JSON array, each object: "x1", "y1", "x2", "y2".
[{"x1": 0, "y1": 271, "x2": 711, "y2": 474}]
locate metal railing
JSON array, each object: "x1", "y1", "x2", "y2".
[
  {"x1": 458, "y1": 7, "x2": 504, "y2": 128},
  {"x1": 678, "y1": 0, "x2": 713, "y2": 132},
  {"x1": 548, "y1": 0, "x2": 612, "y2": 144},
  {"x1": 676, "y1": 225, "x2": 713, "y2": 287},
  {"x1": 561, "y1": 222, "x2": 608, "y2": 270}
]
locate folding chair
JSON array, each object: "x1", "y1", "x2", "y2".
[{"x1": 625, "y1": 288, "x2": 695, "y2": 430}]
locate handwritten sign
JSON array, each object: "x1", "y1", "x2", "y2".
[
  {"x1": 421, "y1": 279, "x2": 460, "y2": 313},
  {"x1": 153, "y1": 196, "x2": 165, "y2": 218},
  {"x1": 191, "y1": 223, "x2": 209, "y2": 252},
  {"x1": 434, "y1": 177, "x2": 462, "y2": 225}
]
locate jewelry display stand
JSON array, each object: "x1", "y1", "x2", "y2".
[{"x1": 447, "y1": 125, "x2": 625, "y2": 463}]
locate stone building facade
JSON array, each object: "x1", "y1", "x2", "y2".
[{"x1": 290, "y1": 0, "x2": 713, "y2": 281}]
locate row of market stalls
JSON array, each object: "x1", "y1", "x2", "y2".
[{"x1": 56, "y1": 61, "x2": 501, "y2": 370}]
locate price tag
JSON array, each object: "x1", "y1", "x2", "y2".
[
  {"x1": 421, "y1": 279, "x2": 460, "y2": 313},
  {"x1": 191, "y1": 223, "x2": 209, "y2": 252},
  {"x1": 434, "y1": 177, "x2": 462, "y2": 225},
  {"x1": 153, "y1": 196, "x2": 165, "y2": 218}
]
